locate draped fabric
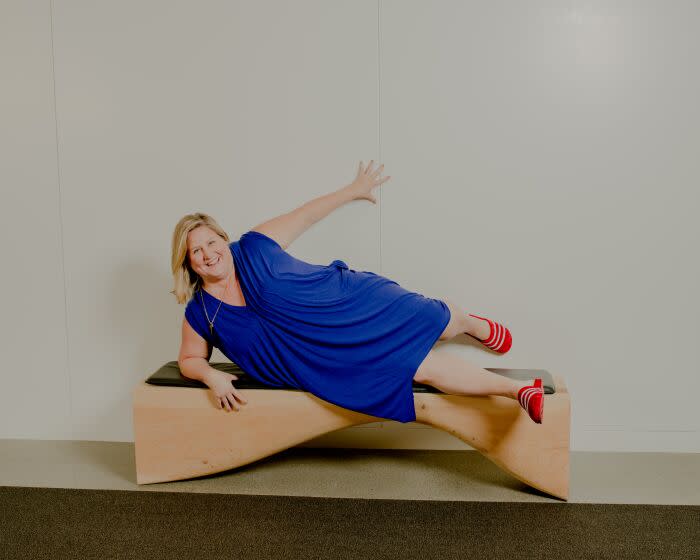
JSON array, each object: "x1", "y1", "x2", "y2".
[{"x1": 185, "y1": 230, "x2": 450, "y2": 422}]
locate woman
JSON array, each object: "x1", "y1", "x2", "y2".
[{"x1": 171, "y1": 161, "x2": 544, "y2": 424}]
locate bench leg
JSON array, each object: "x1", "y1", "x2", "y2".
[{"x1": 413, "y1": 373, "x2": 570, "y2": 500}]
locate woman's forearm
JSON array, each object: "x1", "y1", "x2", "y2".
[{"x1": 296, "y1": 184, "x2": 356, "y2": 226}]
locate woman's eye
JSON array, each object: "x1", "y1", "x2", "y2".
[{"x1": 193, "y1": 241, "x2": 215, "y2": 255}]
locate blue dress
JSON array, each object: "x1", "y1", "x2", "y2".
[{"x1": 184, "y1": 230, "x2": 451, "y2": 423}]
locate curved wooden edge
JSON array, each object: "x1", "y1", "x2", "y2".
[
  {"x1": 133, "y1": 383, "x2": 380, "y2": 485},
  {"x1": 133, "y1": 378, "x2": 570, "y2": 500},
  {"x1": 413, "y1": 388, "x2": 570, "y2": 501}
]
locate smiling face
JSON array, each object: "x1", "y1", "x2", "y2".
[{"x1": 187, "y1": 225, "x2": 233, "y2": 286}]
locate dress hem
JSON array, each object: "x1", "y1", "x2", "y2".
[{"x1": 399, "y1": 299, "x2": 452, "y2": 424}]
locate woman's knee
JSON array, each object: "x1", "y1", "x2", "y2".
[
  {"x1": 414, "y1": 349, "x2": 442, "y2": 384},
  {"x1": 438, "y1": 298, "x2": 467, "y2": 341}
]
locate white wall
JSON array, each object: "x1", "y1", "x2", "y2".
[{"x1": 1, "y1": 0, "x2": 697, "y2": 452}]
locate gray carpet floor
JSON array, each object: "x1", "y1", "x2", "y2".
[{"x1": 2, "y1": 485, "x2": 698, "y2": 560}]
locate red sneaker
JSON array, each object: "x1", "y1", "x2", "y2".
[
  {"x1": 467, "y1": 314, "x2": 512, "y2": 354},
  {"x1": 517, "y1": 378, "x2": 544, "y2": 424}
]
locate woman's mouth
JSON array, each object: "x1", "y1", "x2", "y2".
[{"x1": 206, "y1": 257, "x2": 220, "y2": 267}]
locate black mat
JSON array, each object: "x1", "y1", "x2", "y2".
[
  {"x1": 146, "y1": 361, "x2": 557, "y2": 394},
  {"x1": 1, "y1": 486, "x2": 697, "y2": 560}
]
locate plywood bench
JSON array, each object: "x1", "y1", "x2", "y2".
[{"x1": 133, "y1": 362, "x2": 570, "y2": 500}]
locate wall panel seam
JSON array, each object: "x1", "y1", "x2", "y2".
[
  {"x1": 49, "y1": 0, "x2": 74, "y2": 436},
  {"x1": 377, "y1": 1, "x2": 382, "y2": 278}
]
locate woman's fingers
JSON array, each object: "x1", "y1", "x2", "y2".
[
  {"x1": 366, "y1": 161, "x2": 388, "y2": 180},
  {"x1": 359, "y1": 160, "x2": 385, "y2": 175},
  {"x1": 220, "y1": 391, "x2": 247, "y2": 412},
  {"x1": 356, "y1": 160, "x2": 390, "y2": 189},
  {"x1": 223, "y1": 394, "x2": 237, "y2": 411},
  {"x1": 230, "y1": 396, "x2": 240, "y2": 411},
  {"x1": 218, "y1": 395, "x2": 234, "y2": 411}
]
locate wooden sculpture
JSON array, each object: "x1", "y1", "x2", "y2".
[{"x1": 133, "y1": 362, "x2": 570, "y2": 500}]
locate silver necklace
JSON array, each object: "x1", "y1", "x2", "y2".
[{"x1": 200, "y1": 267, "x2": 233, "y2": 335}]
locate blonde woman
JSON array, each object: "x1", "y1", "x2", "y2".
[{"x1": 171, "y1": 161, "x2": 544, "y2": 424}]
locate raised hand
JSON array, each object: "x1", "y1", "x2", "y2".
[{"x1": 349, "y1": 160, "x2": 392, "y2": 204}]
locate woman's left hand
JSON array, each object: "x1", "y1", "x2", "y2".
[{"x1": 348, "y1": 160, "x2": 391, "y2": 204}]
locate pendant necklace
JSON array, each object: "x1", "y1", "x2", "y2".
[{"x1": 200, "y1": 264, "x2": 234, "y2": 335}]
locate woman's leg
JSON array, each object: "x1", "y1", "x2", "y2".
[
  {"x1": 437, "y1": 297, "x2": 490, "y2": 341},
  {"x1": 414, "y1": 349, "x2": 534, "y2": 399}
]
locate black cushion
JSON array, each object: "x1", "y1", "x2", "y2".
[{"x1": 145, "y1": 361, "x2": 555, "y2": 394}]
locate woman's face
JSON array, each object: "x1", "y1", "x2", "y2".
[{"x1": 187, "y1": 225, "x2": 232, "y2": 284}]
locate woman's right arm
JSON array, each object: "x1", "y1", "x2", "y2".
[
  {"x1": 178, "y1": 317, "x2": 216, "y2": 384},
  {"x1": 179, "y1": 357, "x2": 215, "y2": 383},
  {"x1": 178, "y1": 318, "x2": 248, "y2": 411}
]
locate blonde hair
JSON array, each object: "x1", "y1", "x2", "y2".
[{"x1": 170, "y1": 212, "x2": 230, "y2": 304}]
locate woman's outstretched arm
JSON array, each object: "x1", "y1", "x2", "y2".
[
  {"x1": 251, "y1": 161, "x2": 390, "y2": 250},
  {"x1": 251, "y1": 184, "x2": 355, "y2": 251}
]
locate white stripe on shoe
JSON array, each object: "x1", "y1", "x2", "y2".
[
  {"x1": 485, "y1": 322, "x2": 506, "y2": 351},
  {"x1": 468, "y1": 314, "x2": 511, "y2": 353},
  {"x1": 483, "y1": 319, "x2": 496, "y2": 344},
  {"x1": 518, "y1": 387, "x2": 542, "y2": 410},
  {"x1": 492, "y1": 324, "x2": 505, "y2": 350}
]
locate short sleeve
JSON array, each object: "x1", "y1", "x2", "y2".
[
  {"x1": 238, "y1": 230, "x2": 283, "y2": 258},
  {"x1": 232, "y1": 230, "x2": 288, "y2": 289},
  {"x1": 184, "y1": 296, "x2": 213, "y2": 345}
]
